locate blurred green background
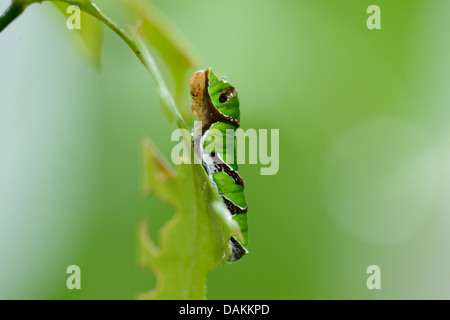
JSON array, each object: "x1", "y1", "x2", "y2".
[{"x1": 1, "y1": 0, "x2": 449, "y2": 299}]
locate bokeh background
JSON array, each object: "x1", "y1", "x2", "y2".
[{"x1": 1, "y1": 0, "x2": 449, "y2": 299}]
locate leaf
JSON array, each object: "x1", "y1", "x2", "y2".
[
  {"x1": 138, "y1": 139, "x2": 241, "y2": 300},
  {"x1": 51, "y1": 1, "x2": 103, "y2": 67},
  {"x1": 1, "y1": 0, "x2": 239, "y2": 300},
  {"x1": 124, "y1": 0, "x2": 203, "y2": 125}
]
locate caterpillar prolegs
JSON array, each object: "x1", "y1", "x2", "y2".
[{"x1": 190, "y1": 68, "x2": 248, "y2": 262}]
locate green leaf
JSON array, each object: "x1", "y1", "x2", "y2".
[
  {"x1": 138, "y1": 139, "x2": 241, "y2": 300},
  {"x1": 1, "y1": 0, "x2": 240, "y2": 300}
]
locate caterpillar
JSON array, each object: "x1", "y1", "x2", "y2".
[{"x1": 190, "y1": 68, "x2": 248, "y2": 262}]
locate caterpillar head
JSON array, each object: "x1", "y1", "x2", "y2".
[{"x1": 190, "y1": 68, "x2": 240, "y2": 126}]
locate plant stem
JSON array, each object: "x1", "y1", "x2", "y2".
[
  {"x1": 53, "y1": 0, "x2": 186, "y2": 129},
  {"x1": 87, "y1": 3, "x2": 186, "y2": 130},
  {"x1": 0, "y1": 1, "x2": 30, "y2": 33},
  {"x1": 0, "y1": 0, "x2": 186, "y2": 129}
]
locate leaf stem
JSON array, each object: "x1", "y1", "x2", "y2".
[
  {"x1": 93, "y1": 7, "x2": 186, "y2": 129},
  {"x1": 0, "y1": 0, "x2": 187, "y2": 129},
  {"x1": 0, "y1": 1, "x2": 32, "y2": 33},
  {"x1": 75, "y1": 1, "x2": 187, "y2": 129}
]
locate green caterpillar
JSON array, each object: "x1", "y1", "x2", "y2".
[{"x1": 190, "y1": 68, "x2": 248, "y2": 262}]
